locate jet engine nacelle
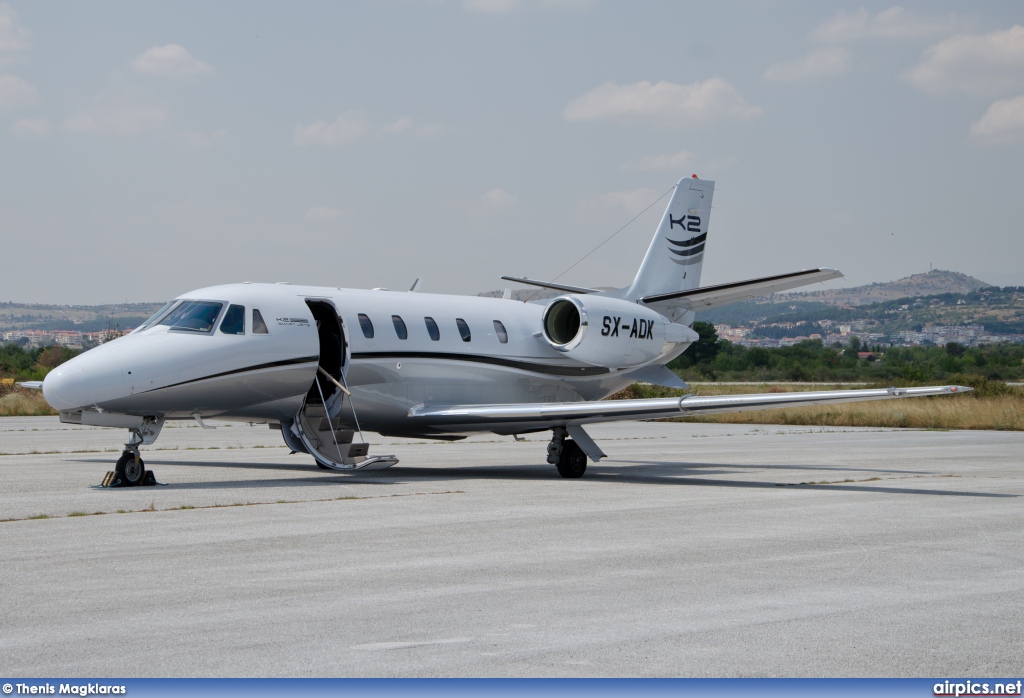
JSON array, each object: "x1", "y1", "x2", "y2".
[{"x1": 541, "y1": 295, "x2": 698, "y2": 368}]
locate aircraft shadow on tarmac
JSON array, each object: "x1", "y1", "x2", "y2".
[{"x1": 71, "y1": 455, "x2": 1015, "y2": 498}]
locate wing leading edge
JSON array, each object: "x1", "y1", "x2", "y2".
[{"x1": 408, "y1": 385, "x2": 969, "y2": 433}]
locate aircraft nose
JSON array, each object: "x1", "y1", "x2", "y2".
[{"x1": 43, "y1": 351, "x2": 128, "y2": 412}]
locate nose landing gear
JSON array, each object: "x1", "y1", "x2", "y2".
[
  {"x1": 114, "y1": 449, "x2": 146, "y2": 487},
  {"x1": 101, "y1": 422, "x2": 162, "y2": 488}
]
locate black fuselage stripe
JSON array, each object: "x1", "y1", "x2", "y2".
[
  {"x1": 351, "y1": 352, "x2": 610, "y2": 376},
  {"x1": 138, "y1": 356, "x2": 320, "y2": 394}
]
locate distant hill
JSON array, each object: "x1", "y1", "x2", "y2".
[
  {"x1": 0, "y1": 302, "x2": 164, "y2": 333},
  {"x1": 785, "y1": 270, "x2": 992, "y2": 306}
]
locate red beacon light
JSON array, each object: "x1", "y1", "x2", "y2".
[{"x1": 691, "y1": 174, "x2": 699, "y2": 179}]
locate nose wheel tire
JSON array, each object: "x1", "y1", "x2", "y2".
[
  {"x1": 556, "y1": 440, "x2": 587, "y2": 479},
  {"x1": 115, "y1": 451, "x2": 146, "y2": 487}
]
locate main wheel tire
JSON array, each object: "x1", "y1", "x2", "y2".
[
  {"x1": 556, "y1": 440, "x2": 587, "y2": 479},
  {"x1": 115, "y1": 451, "x2": 146, "y2": 487}
]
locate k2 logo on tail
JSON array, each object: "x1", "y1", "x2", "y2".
[
  {"x1": 665, "y1": 214, "x2": 707, "y2": 267},
  {"x1": 670, "y1": 214, "x2": 701, "y2": 232}
]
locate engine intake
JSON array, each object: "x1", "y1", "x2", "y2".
[
  {"x1": 540, "y1": 295, "x2": 697, "y2": 368},
  {"x1": 543, "y1": 297, "x2": 587, "y2": 350}
]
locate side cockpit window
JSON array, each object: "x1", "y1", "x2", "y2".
[
  {"x1": 220, "y1": 305, "x2": 245, "y2": 335},
  {"x1": 252, "y1": 309, "x2": 269, "y2": 335},
  {"x1": 136, "y1": 300, "x2": 178, "y2": 332},
  {"x1": 456, "y1": 318, "x2": 471, "y2": 342},
  {"x1": 158, "y1": 301, "x2": 223, "y2": 333},
  {"x1": 493, "y1": 320, "x2": 508, "y2": 344}
]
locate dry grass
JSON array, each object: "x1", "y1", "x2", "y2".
[
  {"x1": 0, "y1": 388, "x2": 57, "y2": 417},
  {"x1": 612, "y1": 382, "x2": 1024, "y2": 431}
]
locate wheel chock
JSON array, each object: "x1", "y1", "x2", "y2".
[{"x1": 95, "y1": 470, "x2": 165, "y2": 488}]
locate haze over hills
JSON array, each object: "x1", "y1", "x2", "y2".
[
  {"x1": 783, "y1": 270, "x2": 993, "y2": 306},
  {"x1": 0, "y1": 269, "x2": 1014, "y2": 339}
]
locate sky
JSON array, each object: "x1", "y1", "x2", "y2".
[{"x1": 1, "y1": 1, "x2": 1022, "y2": 304}]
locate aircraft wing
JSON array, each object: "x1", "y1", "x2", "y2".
[
  {"x1": 641, "y1": 268, "x2": 843, "y2": 310},
  {"x1": 15, "y1": 381, "x2": 43, "y2": 390},
  {"x1": 408, "y1": 385, "x2": 968, "y2": 433}
]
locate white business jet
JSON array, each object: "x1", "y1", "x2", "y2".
[{"x1": 34, "y1": 176, "x2": 966, "y2": 484}]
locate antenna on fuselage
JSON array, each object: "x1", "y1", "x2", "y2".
[{"x1": 409, "y1": 278, "x2": 422, "y2": 292}]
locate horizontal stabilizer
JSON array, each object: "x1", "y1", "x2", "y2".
[
  {"x1": 500, "y1": 276, "x2": 598, "y2": 295},
  {"x1": 15, "y1": 381, "x2": 43, "y2": 390},
  {"x1": 641, "y1": 268, "x2": 843, "y2": 310},
  {"x1": 408, "y1": 385, "x2": 969, "y2": 432}
]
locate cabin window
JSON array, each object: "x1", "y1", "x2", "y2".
[
  {"x1": 392, "y1": 315, "x2": 408, "y2": 340},
  {"x1": 158, "y1": 300, "x2": 223, "y2": 333},
  {"x1": 220, "y1": 305, "x2": 245, "y2": 335},
  {"x1": 456, "y1": 318, "x2": 471, "y2": 342},
  {"x1": 493, "y1": 320, "x2": 508, "y2": 344},
  {"x1": 358, "y1": 313, "x2": 374, "y2": 339},
  {"x1": 252, "y1": 309, "x2": 269, "y2": 335},
  {"x1": 424, "y1": 317, "x2": 440, "y2": 341}
]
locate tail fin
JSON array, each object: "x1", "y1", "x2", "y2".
[{"x1": 623, "y1": 175, "x2": 715, "y2": 302}]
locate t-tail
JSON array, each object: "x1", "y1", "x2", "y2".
[{"x1": 623, "y1": 175, "x2": 714, "y2": 303}]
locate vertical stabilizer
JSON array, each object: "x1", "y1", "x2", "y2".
[{"x1": 623, "y1": 176, "x2": 715, "y2": 304}]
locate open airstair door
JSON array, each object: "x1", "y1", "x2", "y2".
[{"x1": 292, "y1": 299, "x2": 398, "y2": 471}]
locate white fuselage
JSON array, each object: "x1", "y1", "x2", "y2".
[{"x1": 43, "y1": 283, "x2": 691, "y2": 437}]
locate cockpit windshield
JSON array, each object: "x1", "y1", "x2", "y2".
[
  {"x1": 157, "y1": 300, "x2": 224, "y2": 333},
  {"x1": 136, "y1": 300, "x2": 179, "y2": 332}
]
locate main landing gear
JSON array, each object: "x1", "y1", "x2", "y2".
[{"x1": 547, "y1": 427, "x2": 588, "y2": 479}]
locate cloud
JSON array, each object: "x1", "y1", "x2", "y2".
[
  {"x1": 462, "y1": 0, "x2": 592, "y2": 14},
  {"x1": 178, "y1": 129, "x2": 226, "y2": 148},
  {"x1": 463, "y1": 0, "x2": 521, "y2": 13},
  {"x1": 971, "y1": 95, "x2": 1024, "y2": 144},
  {"x1": 904, "y1": 25, "x2": 1024, "y2": 96},
  {"x1": 564, "y1": 78, "x2": 761, "y2": 128},
  {"x1": 626, "y1": 149, "x2": 697, "y2": 172},
  {"x1": 381, "y1": 115, "x2": 444, "y2": 136},
  {"x1": 305, "y1": 205, "x2": 348, "y2": 223},
  {"x1": 0, "y1": 3, "x2": 30, "y2": 62},
  {"x1": 296, "y1": 112, "x2": 442, "y2": 146},
  {"x1": 0, "y1": 72, "x2": 35, "y2": 111},
  {"x1": 64, "y1": 92, "x2": 169, "y2": 135},
  {"x1": 132, "y1": 44, "x2": 212, "y2": 78},
  {"x1": 11, "y1": 117, "x2": 48, "y2": 135},
  {"x1": 479, "y1": 187, "x2": 518, "y2": 214},
  {"x1": 764, "y1": 48, "x2": 850, "y2": 82},
  {"x1": 294, "y1": 111, "x2": 370, "y2": 146},
  {"x1": 811, "y1": 6, "x2": 960, "y2": 43},
  {"x1": 576, "y1": 187, "x2": 663, "y2": 224}
]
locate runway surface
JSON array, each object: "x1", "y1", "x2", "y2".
[{"x1": 1, "y1": 416, "x2": 1021, "y2": 676}]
